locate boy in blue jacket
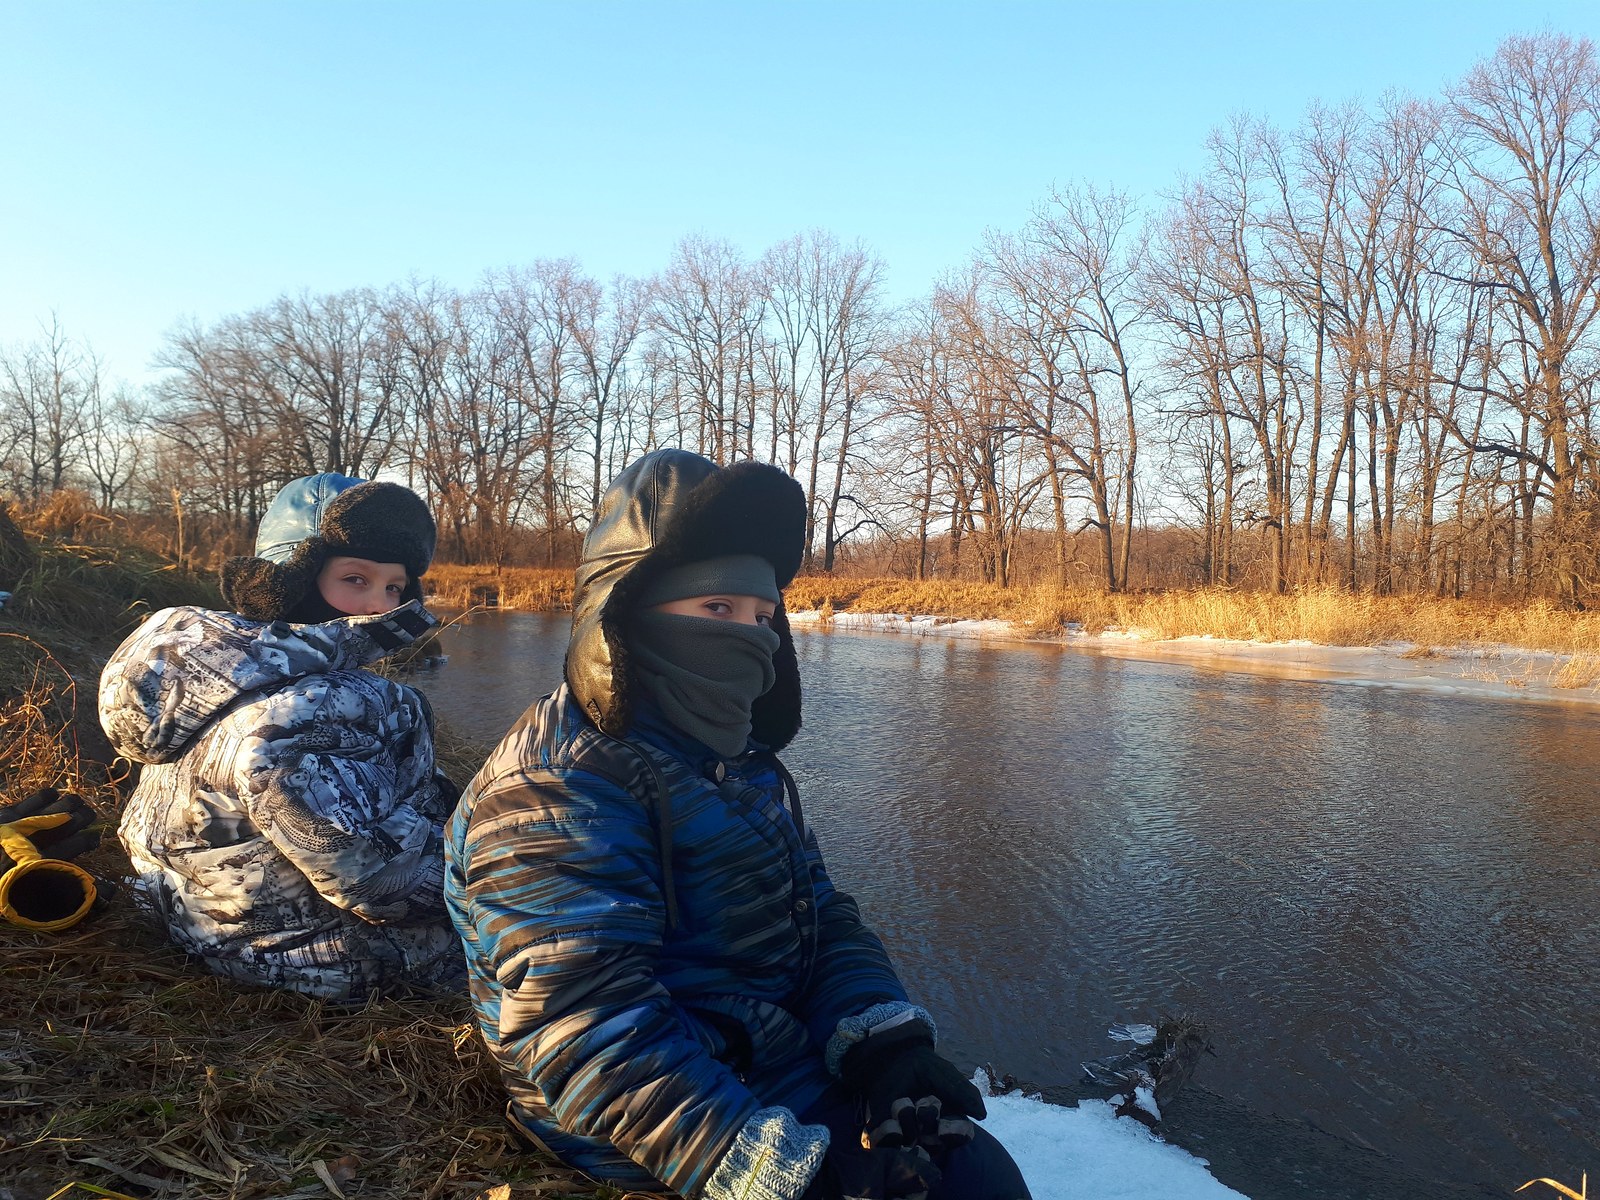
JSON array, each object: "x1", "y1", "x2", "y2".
[{"x1": 446, "y1": 450, "x2": 1030, "y2": 1199}]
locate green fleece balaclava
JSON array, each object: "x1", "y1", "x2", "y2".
[{"x1": 630, "y1": 555, "x2": 782, "y2": 757}]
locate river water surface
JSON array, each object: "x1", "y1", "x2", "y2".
[{"x1": 418, "y1": 611, "x2": 1599, "y2": 1199}]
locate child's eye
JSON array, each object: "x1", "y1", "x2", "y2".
[
  {"x1": 386, "y1": 584, "x2": 403, "y2": 595},
  {"x1": 342, "y1": 575, "x2": 367, "y2": 587},
  {"x1": 704, "y1": 601, "x2": 731, "y2": 615},
  {"x1": 756, "y1": 613, "x2": 773, "y2": 627}
]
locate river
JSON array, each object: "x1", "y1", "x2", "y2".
[{"x1": 415, "y1": 610, "x2": 1600, "y2": 1199}]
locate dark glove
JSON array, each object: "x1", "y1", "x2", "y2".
[
  {"x1": 0, "y1": 788, "x2": 101, "y2": 862},
  {"x1": 803, "y1": 1143, "x2": 943, "y2": 1200},
  {"x1": 0, "y1": 788, "x2": 103, "y2": 932},
  {"x1": 841, "y1": 1019, "x2": 987, "y2": 1151}
]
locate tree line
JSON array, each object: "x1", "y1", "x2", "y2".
[{"x1": 5, "y1": 34, "x2": 1599, "y2": 603}]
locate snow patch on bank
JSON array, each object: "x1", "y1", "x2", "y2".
[
  {"x1": 981, "y1": 1081, "x2": 1247, "y2": 1199},
  {"x1": 790, "y1": 610, "x2": 1017, "y2": 640},
  {"x1": 787, "y1": 609, "x2": 1600, "y2": 708}
]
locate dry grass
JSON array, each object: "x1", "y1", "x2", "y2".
[
  {"x1": 2, "y1": 502, "x2": 217, "y2": 642},
  {"x1": 419, "y1": 565, "x2": 1600, "y2": 657},
  {"x1": 0, "y1": 903, "x2": 604, "y2": 1200},
  {"x1": 783, "y1": 577, "x2": 1600, "y2": 655},
  {"x1": 1553, "y1": 655, "x2": 1600, "y2": 690},
  {"x1": 423, "y1": 568, "x2": 572, "y2": 614},
  {"x1": 0, "y1": 636, "x2": 110, "y2": 803}
]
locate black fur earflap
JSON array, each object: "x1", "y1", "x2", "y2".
[{"x1": 220, "y1": 544, "x2": 326, "y2": 623}]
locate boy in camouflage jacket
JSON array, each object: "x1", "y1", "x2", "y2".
[{"x1": 99, "y1": 473, "x2": 463, "y2": 1000}]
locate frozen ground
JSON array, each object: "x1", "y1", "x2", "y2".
[
  {"x1": 979, "y1": 1076, "x2": 1246, "y2": 1199},
  {"x1": 788, "y1": 609, "x2": 1600, "y2": 709}
]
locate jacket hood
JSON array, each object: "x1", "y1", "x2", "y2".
[{"x1": 567, "y1": 449, "x2": 808, "y2": 750}]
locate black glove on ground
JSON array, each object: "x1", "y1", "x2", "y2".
[
  {"x1": 0, "y1": 788, "x2": 101, "y2": 865},
  {"x1": 802, "y1": 1143, "x2": 943, "y2": 1200},
  {"x1": 840, "y1": 1020, "x2": 987, "y2": 1151}
]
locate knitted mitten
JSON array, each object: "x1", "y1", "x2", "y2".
[{"x1": 702, "y1": 1107, "x2": 830, "y2": 1200}]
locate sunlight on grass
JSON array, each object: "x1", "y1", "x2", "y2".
[
  {"x1": 424, "y1": 565, "x2": 574, "y2": 612},
  {"x1": 786, "y1": 578, "x2": 1600, "y2": 655}
]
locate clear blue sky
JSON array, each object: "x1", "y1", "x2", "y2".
[{"x1": 4, "y1": 0, "x2": 1598, "y2": 384}]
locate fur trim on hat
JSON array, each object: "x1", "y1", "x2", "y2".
[{"x1": 221, "y1": 476, "x2": 436, "y2": 623}]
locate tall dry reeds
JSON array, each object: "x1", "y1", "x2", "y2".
[
  {"x1": 423, "y1": 566, "x2": 573, "y2": 613},
  {"x1": 783, "y1": 578, "x2": 1600, "y2": 655},
  {"x1": 416, "y1": 564, "x2": 1600, "y2": 657},
  {"x1": 1, "y1": 501, "x2": 218, "y2": 644}
]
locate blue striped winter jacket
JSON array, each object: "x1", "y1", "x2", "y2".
[{"x1": 445, "y1": 687, "x2": 908, "y2": 1195}]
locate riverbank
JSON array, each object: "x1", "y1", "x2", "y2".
[
  {"x1": 427, "y1": 567, "x2": 1600, "y2": 703},
  {"x1": 789, "y1": 608, "x2": 1600, "y2": 708}
]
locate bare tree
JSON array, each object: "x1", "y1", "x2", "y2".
[
  {"x1": 1442, "y1": 33, "x2": 1600, "y2": 605},
  {"x1": 569, "y1": 275, "x2": 646, "y2": 527},
  {"x1": 0, "y1": 316, "x2": 95, "y2": 501},
  {"x1": 648, "y1": 237, "x2": 763, "y2": 463}
]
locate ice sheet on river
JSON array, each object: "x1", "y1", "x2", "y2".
[{"x1": 788, "y1": 609, "x2": 1600, "y2": 708}]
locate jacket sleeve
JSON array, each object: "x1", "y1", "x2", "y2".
[
  {"x1": 794, "y1": 829, "x2": 912, "y2": 1059},
  {"x1": 454, "y1": 768, "x2": 759, "y2": 1198},
  {"x1": 231, "y1": 674, "x2": 450, "y2": 924}
]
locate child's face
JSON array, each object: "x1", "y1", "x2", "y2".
[
  {"x1": 316, "y1": 556, "x2": 408, "y2": 616},
  {"x1": 652, "y1": 593, "x2": 776, "y2": 627}
]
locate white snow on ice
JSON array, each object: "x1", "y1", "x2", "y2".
[{"x1": 977, "y1": 1076, "x2": 1247, "y2": 1199}]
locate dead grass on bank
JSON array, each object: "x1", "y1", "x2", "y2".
[
  {"x1": 784, "y1": 577, "x2": 1600, "y2": 656},
  {"x1": 423, "y1": 568, "x2": 572, "y2": 614},
  {"x1": 428, "y1": 566, "x2": 1600, "y2": 656},
  {"x1": 0, "y1": 901, "x2": 603, "y2": 1200}
]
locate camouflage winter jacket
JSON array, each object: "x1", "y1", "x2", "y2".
[{"x1": 99, "y1": 602, "x2": 463, "y2": 1000}]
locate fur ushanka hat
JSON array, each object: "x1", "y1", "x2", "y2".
[
  {"x1": 566, "y1": 449, "x2": 808, "y2": 750},
  {"x1": 221, "y1": 473, "x2": 437, "y2": 622}
]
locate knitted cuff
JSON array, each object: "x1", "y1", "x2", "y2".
[
  {"x1": 702, "y1": 1107, "x2": 830, "y2": 1200},
  {"x1": 824, "y1": 1002, "x2": 937, "y2": 1076}
]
